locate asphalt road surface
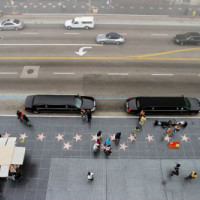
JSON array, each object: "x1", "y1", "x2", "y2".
[{"x1": 0, "y1": 24, "x2": 199, "y2": 114}]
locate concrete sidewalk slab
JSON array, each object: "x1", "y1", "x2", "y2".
[{"x1": 46, "y1": 158, "x2": 200, "y2": 200}]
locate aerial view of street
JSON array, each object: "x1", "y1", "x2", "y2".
[{"x1": 0, "y1": 0, "x2": 200, "y2": 200}]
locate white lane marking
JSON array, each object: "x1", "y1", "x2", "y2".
[
  {"x1": 120, "y1": 33, "x2": 127, "y2": 35},
  {"x1": 107, "y1": 73, "x2": 129, "y2": 76},
  {"x1": 151, "y1": 34, "x2": 168, "y2": 36},
  {"x1": 0, "y1": 72, "x2": 18, "y2": 75},
  {"x1": 53, "y1": 72, "x2": 75, "y2": 75},
  {"x1": 64, "y1": 33, "x2": 80, "y2": 35},
  {"x1": 0, "y1": 44, "x2": 102, "y2": 46},
  {"x1": 20, "y1": 32, "x2": 38, "y2": 35},
  {"x1": 152, "y1": 74, "x2": 174, "y2": 76}
]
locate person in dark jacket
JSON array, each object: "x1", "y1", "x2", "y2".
[{"x1": 170, "y1": 163, "x2": 181, "y2": 176}]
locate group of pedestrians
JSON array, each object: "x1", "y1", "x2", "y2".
[
  {"x1": 170, "y1": 163, "x2": 197, "y2": 181},
  {"x1": 92, "y1": 131, "x2": 121, "y2": 156}
]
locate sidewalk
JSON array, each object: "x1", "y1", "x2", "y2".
[{"x1": 1, "y1": 14, "x2": 200, "y2": 26}]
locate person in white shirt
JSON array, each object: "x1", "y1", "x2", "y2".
[{"x1": 87, "y1": 172, "x2": 94, "y2": 181}]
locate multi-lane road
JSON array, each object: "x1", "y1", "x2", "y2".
[{"x1": 0, "y1": 24, "x2": 199, "y2": 114}]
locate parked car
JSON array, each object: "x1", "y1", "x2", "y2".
[
  {"x1": 65, "y1": 16, "x2": 94, "y2": 29},
  {"x1": 96, "y1": 32, "x2": 124, "y2": 45},
  {"x1": 24, "y1": 95, "x2": 96, "y2": 113},
  {"x1": 126, "y1": 96, "x2": 200, "y2": 115},
  {"x1": 173, "y1": 32, "x2": 200, "y2": 45},
  {"x1": 0, "y1": 19, "x2": 24, "y2": 31}
]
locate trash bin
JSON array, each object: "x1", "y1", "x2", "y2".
[{"x1": 92, "y1": 6, "x2": 98, "y2": 14}]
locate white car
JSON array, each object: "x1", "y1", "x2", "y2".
[{"x1": 0, "y1": 19, "x2": 24, "y2": 31}]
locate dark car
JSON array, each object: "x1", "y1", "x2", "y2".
[
  {"x1": 24, "y1": 95, "x2": 96, "y2": 113},
  {"x1": 126, "y1": 96, "x2": 200, "y2": 115},
  {"x1": 173, "y1": 32, "x2": 200, "y2": 45}
]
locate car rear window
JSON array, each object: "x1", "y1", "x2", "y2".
[{"x1": 13, "y1": 19, "x2": 20, "y2": 24}]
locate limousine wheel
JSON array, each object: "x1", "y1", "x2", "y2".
[
  {"x1": 85, "y1": 26, "x2": 89, "y2": 30},
  {"x1": 67, "y1": 26, "x2": 71, "y2": 30}
]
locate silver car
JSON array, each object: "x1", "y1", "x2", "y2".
[
  {"x1": 0, "y1": 19, "x2": 24, "y2": 31},
  {"x1": 96, "y1": 32, "x2": 124, "y2": 45}
]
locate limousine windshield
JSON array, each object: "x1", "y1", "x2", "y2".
[{"x1": 75, "y1": 97, "x2": 82, "y2": 109}]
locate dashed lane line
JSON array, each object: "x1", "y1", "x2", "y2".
[
  {"x1": 151, "y1": 34, "x2": 168, "y2": 36},
  {"x1": 152, "y1": 74, "x2": 174, "y2": 76},
  {"x1": 0, "y1": 44, "x2": 102, "y2": 46},
  {"x1": 53, "y1": 72, "x2": 75, "y2": 75},
  {"x1": 64, "y1": 33, "x2": 80, "y2": 35},
  {"x1": 20, "y1": 32, "x2": 38, "y2": 34},
  {"x1": 107, "y1": 73, "x2": 129, "y2": 76},
  {"x1": 0, "y1": 72, "x2": 18, "y2": 75}
]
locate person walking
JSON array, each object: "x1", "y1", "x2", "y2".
[
  {"x1": 170, "y1": 163, "x2": 181, "y2": 176},
  {"x1": 192, "y1": 10, "x2": 197, "y2": 17},
  {"x1": 87, "y1": 172, "x2": 94, "y2": 181},
  {"x1": 104, "y1": 145, "x2": 112, "y2": 156},
  {"x1": 139, "y1": 110, "x2": 145, "y2": 120},
  {"x1": 132, "y1": 126, "x2": 140, "y2": 137},
  {"x1": 139, "y1": 115, "x2": 146, "y2": 126},
  {"x1": 93, "y1": 142, "x2": 100, "y2": 154},
  {"x1": 86, "y1": 109, "x2": 92, "y2": 122},
  {"x1": 104, "y1": 137, "x2": 111, "y2": 146},
  {"x1": 184, "y1": 171, "x2": 197, "y2": 180},
  {"x1": 114, "y1": 132, "x2": 121, "y2": 144},
  {"x1": 97, "y1": 131, "x2": 102, "y2": 139}
]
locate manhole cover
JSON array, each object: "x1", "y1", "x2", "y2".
[
  {"x1": 20, "y1": 66, "x2": 40, "y2": 78},
  {"x1": 27, "y1": 69, "x2": 34, "y2": 74}
]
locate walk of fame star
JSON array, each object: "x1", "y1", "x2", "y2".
[
  {"x1": 110, "y1": 134, "x2": 115, "y2": 141},
  {"x1": 164, "y1": 135, "x2": 171, "y2": 142},
  {"x1": 181, "y1": 134, "x2": 189, "y2": 142},
  {"x1": 37, "y1": 133, "x2": 45, "y2": 141},
  {"x1": 120, "y1": 143, "x2": 128, "y2": 151},
  {"x1": 128, "y1": 134, "x2": 136, "y2": 142},
  {"x1": 19, "y1": 133, "x2": 28, "y2": 140},
  {"x1": 74, "y1": 134, "x2": 82, "y2": 142},
  {"x1": 91, "y1": 134, "x2": 98, "y2": 142},
  {"x1": 63, "y1": 142, "x2": 71, "y2": 150},
  {"x1": 55, "y1": 134, "x2": 64, "y2": 141},
  {"x1": 145, "y1": 134, "x2": 154, "y2": 142},
  {"x1": 3, "y1": 132, "x2": 10, "y2": 138}
]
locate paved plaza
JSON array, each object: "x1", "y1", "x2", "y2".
[{"x1": 0, "y1": 116, "x2": 200, "y2": 200}]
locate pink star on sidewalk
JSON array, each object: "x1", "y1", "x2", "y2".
[
  {"x1": 145, "y1": 134, "x2": 154, "y2": 142},
  {"x1": 37, "y1": 133, "x2": 45, "y2": 141},
  {"x1": 74, "y1": 134, "x2": 82, "y2": 142},
  {"x1": 63, "y1": 142, "x2": 71, "y2": 150},
  {"x1": 91, "y1": 134, "x2": 98, "y2": 142},
  {"x1": 181, "y1": 134, "x2": 190, "y2": 142},
  {"x1": 164, "y1": 135, "x2": 171, "y2": 142},
  {"x1": 120, "y1": 143, "x2": 128, "y2": 151},
  {"x1": 55, "y1": 134, "x2": 64, "y2": 141},
  {"x1": 110, "y1": 134, "x2": 116, "y2": 141},
  {"x1": 128, "y1": 134, "x2": 136, "y2": 142},
  {"x1": 19, "y1": 133, "x2": 28, "y2": 140},
  {"x1": 3, "y1": 132, "x2": 10, "y2": 138}
]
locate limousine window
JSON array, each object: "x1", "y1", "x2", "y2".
[
  {"x1": 75, "y1": 97, "x2": 82, "y2": 109},
  {"x1": 184, "y1": 98, "x2": 190, "y2": 110}
]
